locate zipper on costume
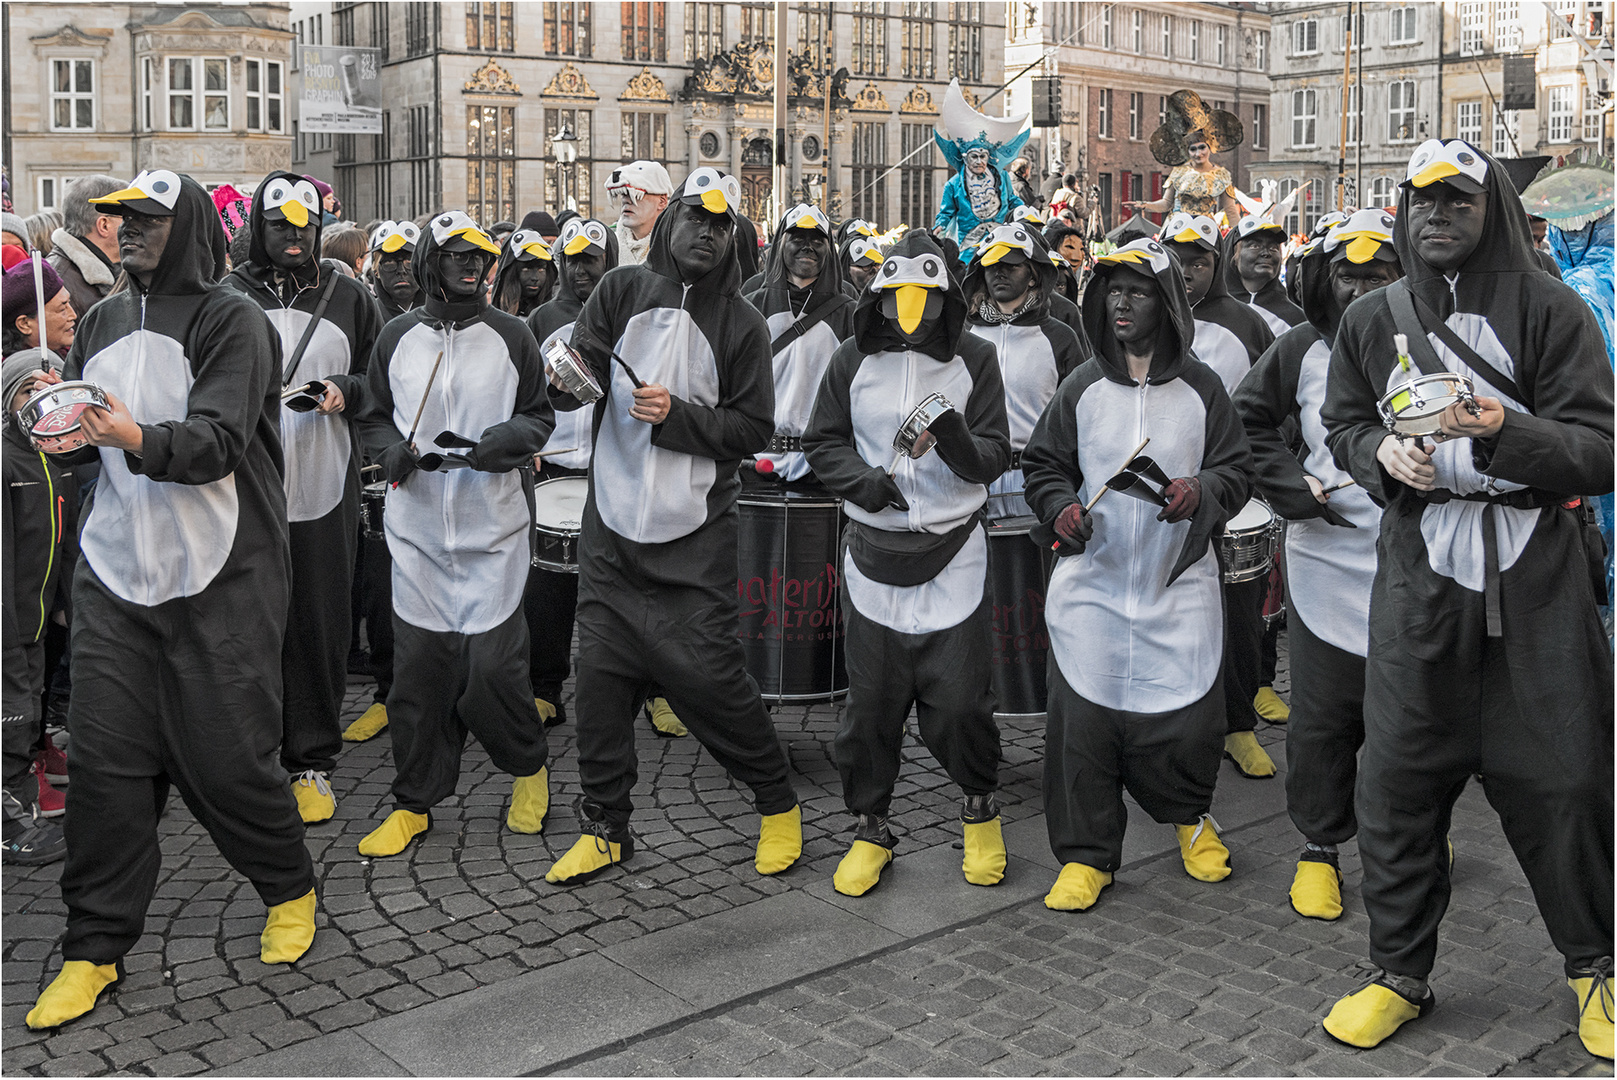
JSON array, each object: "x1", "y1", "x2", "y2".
[
  {"x1": 441, "y1": 327, "x2": 457, "y2": 555},
  {"x1": 1124, "y1": 380, "x2": 1149, "y2": 631}
]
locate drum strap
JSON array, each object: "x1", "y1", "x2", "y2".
[
  {"x1": 282, "y1": 266, "x2": 343, "y2": 387},
  {"x1": 1386, "y1": 282, "x2": 1527, "y2": 409},
  {"x1": 771, "y1": 295, "x2": 851, "y2": 357}
]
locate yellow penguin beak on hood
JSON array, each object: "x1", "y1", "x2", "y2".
[
  {"x1": 700, "y1": 187, "x2": 730, "y2": 215},
  {"x1": 380, "y1": 232, "x2": 409, "y2": 253},
  {"x1": 892, "y1": 283, "x2": 932, "y2": 334},
  {"x1": 563, "y1": 233, "x2": 593, "y2": 256},
  {"x1": 1343, "y1": 233, "x2": 1383, "y2": 263},
  {"x1": 979, "y1": 242, "x2": 1017, "y2": 266},
  {"x1": 452, "y1": 227, "x2": 501, "y2": 255},
  {"x1": 279, "y1": 199, "x2": 311, "y2": 228},
  {"x1": 1410, "y1": 160, "x2": 1461, "y2": 188}
]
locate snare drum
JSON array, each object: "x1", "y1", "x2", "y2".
[
  {"x1": 543, "y1": 339, "x2": 604, "y2": 404},
  {"x1": 1377, "y1": 371, "x2": 1477, "y2": 438},
  {"x1": 532, "y1": 476, "x2": 589, "y2": 572},
  {"x1": 985, "y1": 516, "x2": 1056, "y2": 718},
  {"x1": 892, "y1": 393, "x2": 955, "y2": 463},
  {"x1": 1221, "y1": 499, "x2": 1282, "y2": 584},
  {"x1": 736, "y1": 487, "x2": 847, "y2": 703},
  {"x1": 18, "y1": 380, "x2": 109, "y2": 454},
  {"x1": 359, "y1": 482, "x2": 387, "y2": 540}
]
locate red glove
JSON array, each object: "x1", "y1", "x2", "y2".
[
  {"x1": 1157, "y1": 476, "x2": 1201, "y2": 523},
  {"x1": 1053, "y1": 503, "x2": 1093, "y2": 553}
]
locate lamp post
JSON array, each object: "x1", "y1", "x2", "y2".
[{"x1": 553, "y1": 122, "x2": 579, "y2": 212}]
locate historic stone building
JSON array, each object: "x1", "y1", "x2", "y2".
[{"x1": 3, "y1": 4, "x2": 294, "y2": 215}]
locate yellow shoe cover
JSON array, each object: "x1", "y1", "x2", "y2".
[
  {"x1": 962, "y1": 818, "x2": 1006, "y2": 886},
  {"x1": 1044, "y1": 863, "x2": 1113, "y2": 911},
  {"x1": 506, "y1": 768, "x2": 549, "y2": 834},
  {"x1": 358, "y1": 809, "x2": 430, "y2": 857},
  {"x1": 1290, "y1": 860, "x2": 1344, "y2": 920},
  {"x1": 1569, "y1": 975, "x2": 1615, "y2": 1059},
  {"x1": 545, "y1": 831, "x2": 627, "y2": 884},
  {"x1": 833, "y1": 840, "x2": 893, "y2": 897},
  {"x1": 291, "y1": 770, "x2": 335, "y2": 824},
  {"x1": 648, "y1": 698, "x2": 689, "y2": 737},
  {"x1": 1323, "y1": 981, "x2": 1428, "y2": 1048},
  {"x1": 342, "y1": 702, "x2": 388, "y2": 742},
  {"x1": 1254, "y1": 686, "x2": 1291, "y2": 723},
  {"x1": 1224, "y1": 731, "x2": 1277, "y2": 778},
  {"x1": 1177, "y1": 815, "x2": 1232, "y2": 882},
  {"x1": 260, "y1": 888, "x2": 317, "y2": 964},
  {"x1": 534, "y1": 698, "x2": 557, "y2": 723},
  {"x1": 26, "y1": 961, "x2": 121, "y2": 1029},
  {"x1": 755, "y1": 804, "x2": 802, "y2": 875}
]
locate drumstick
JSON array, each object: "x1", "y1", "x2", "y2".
[
  {"x1": 404, "y1": 350, "x2": 445, "y2": 452},
  {"x1": 1319, "y1": 478, "x2": 1357, "y2": 495},
  {"x1": 1082, "y1": 436, "x2": 1152, "y2": 512},
  {"x1": 535, "y1": 447, "x2": 578, "y2": 458},
  {"x1": 610, "y1": 351, "x2": 647, "y2": 389}
]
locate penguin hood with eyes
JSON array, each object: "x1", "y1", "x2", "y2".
[
  {"x1": 643, "y1": 169, "x2": 746, "y2": 296},
  {"x1": 1219, "y1": 212, "x2": 1304, "y2": 329},
  {"x1": 552, "y1": 218, "x2": 620, "y2": 309},
  {"x1": 1080, "y1": 238, "x2": 1197, "y2": 384},
  {"x1": 413, "y1": 210, "x2": 499, "y2": 320},
  {"x1": 490, "y1": 228, "x2": 557, "y2": 314},
  {"x1": 851, "y1": 230, "x2": 969, "y2": 362},
  {"x1": 961, "y1": 222, "x2": 1058, "y2": 324},
  {"x1": 89, "y1": 170, "x2": 226, "y2": 294},
  {"x1": 245, "y1": 170, "x2": 326, "y2": 281},
  {"x1": 1297, "y1": 208, "x2": 1399, "y2": 336},
  {"x1": 761, "y1": 203, "x2": 846, "y2": 303}
]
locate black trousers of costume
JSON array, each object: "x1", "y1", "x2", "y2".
[
  {"x1": 837, "y1": 597, "x2": 1000, "y2": 820},
  {"x1": 573, "y1": 579, "x2": 796, "y2": 830},
  {"x1": 1044, "y1": 661, "x2": 1226, "y2": 872},
  {"x1": 3, "y1": 641, "x2": 45, "y2": 805},
  {"x1": 385, "y1": 606, "x2": 548, "y2": 813},
  {"x1": 1285, "y1": 612, "x2": 1365, "y2": 847},
  {"x1": 282, "y1": 482, "x2": 358, "y2": 773},
  {"x1": 61, "y1": 571, "x2": 314, "y2": 962},
  {"x1": 361, "y1": 531, "x2": 394, "y2": 704},
  {"x1": 1222, "y1": 577, "x2": 1264, "y2": 733}
]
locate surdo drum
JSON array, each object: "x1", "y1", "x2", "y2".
[
  {"x1": 18, "y1": 381, "x2": 109, "y2": 454},
  {"x1": 985, "y1": 515, "x2": 1056, "y2": 718},
  {"x1": 532, "y1": 476, "x2": 589, "y2": 572}
]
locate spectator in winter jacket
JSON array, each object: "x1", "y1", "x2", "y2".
[{"x1": 48, "y1": 176, "x2": 123, "y2": 318}]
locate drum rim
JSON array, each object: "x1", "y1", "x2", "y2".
[{"x1": 737, "y1": 493, "x2": 843, "y2": 509}]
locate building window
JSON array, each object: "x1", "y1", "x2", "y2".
[
  {"x1": 466, "y1": 2, "x2": 514, "y2": 51},
  {"x1": 141, "y1": 58, "x2": 155, "y2": 131},
  {"x1": 372, "y1": 3, "x2": 391, "y2": 61},
  {"x1": 1459, "y1": 2, "x2": 1487, "y2": 56},
  {"x1": 1549, "y1": 85, "x2": 1575, "y2": 142},
  {"x1": 1345, "y1": 85, "x2": 1361, "y2": 144},
  {"x1": 1388, "y1": 79, "x2": 1416, "y2": 142},
  {"x1": 949, "y1": 3, "x2": 983, "y2": 81},
  {"x1": 1252, "y1": 103, "x2": 1267, "y2": 149},
  {"x1": 1128, "y1": 91, "x2": 1141, "y2": 139},
  {"x1": 1302, "y1": 179, "x2": 1324, "y2": 233},
  {"x1": 407, "y1": 4, "x2": 435, "y2": 55},
  {"x1": 1370, "y1": 176, "x2": 1397, "y2": 207},
  {"x1": 685, "y1": 2, "x2": 723, "y2": 61},
  {"x1": 335, "y1": 5, "x2": 356, "y2": 46},
  {"x1": 1097, "y1": 173, "x2": 1113, "y2": 230},
  {"x1": 1215, "y1": 23, "x2": 1225, "y2": 65},
  {"x1": 1189, "y1": 20, "x2": 1200, "y2": 61},
  {"x1": 1100, "y1": 7, "x2": 1112, "y2": 48},
  {"x1": 1131, "y1": 10, "x2": 1143, "y2": 52},
  {"x1": 1496, "y1": 2, "x2": 1521, "y2": 49},
  {"x1": 166, "y1": 58, "x2": 230, "y2": 131},
  {"x1": 544, "y1": 107, "x2": 593, "y2": 217},
  {"x1": 1159, "y1": 95, "x2": 1167, "y2": 126},
  {"x1": 292, "y1": 120, "x2": 304, "y2": 163},
  {"x1": 467, "y1": 105, "x2": 516, "y2": 227},
  {"x1": 1097, "y1": 88, "x2": 1113, "y2": 138},
  {"x1": 900, "y1": 122, "x2": 937, "y2": 232},
  {"x1": 1292, "y1": 18, "x2": 1318, "y2": 56},
  {"x1": 739, "y1": 3, "x2": 772, "y2": 47},
  {"x1": 246, "y1": 59, "x2": 284, "y2": 133},
  {"x1": 622, "y1": 3, "x2": 667, "y2": 62},
  {"x1": 1457, "y1": 100, "x2": 1483, "y2": 144},
  {"x1": 1390, "y1": 6, "x2": 1418, "y2": 43},
  {"x1": 901, "y1": 3, "x2": 935, "y2": 79},
  {"x1": 850, "y1": 121, "x2": 886, "y2": 224},
  {"x1": 1586, "y1": 84, "x2": 1605, "y2": 141},
  {"x1": 621, "y1": 111, "x2": 666, "y2": 160},
  {"x1": 1160, "y1": 14, "x2": 1171, "y2": 57},
  {"x1": 544, "y1": 2, "x2": 591, "y2": 56},
  {"x1": 1277, "y1": 179, "x2": 1300, "y2": 233},
  {"x1": 51, "y1": 59, "x2": 95, "y2": 132},
  {"x1": 851, "y1": 3, "x2": 886, "y2": 75},
  {"x1": 797, "y1": 2, "x2": 830, "y2": 58},
  {"x1": 408, "y1": 104, "x2": 437, "y2": 217},
  {"x1": 1550, "y1": 0, "x2": 1577, "y2": 40},
  {"x1": 1254, "y1": 29, "x2": 1268, "y2": 69},
  {"x1": 1493, "y1": 107, "x2": 1519, "y2": 155},
  {"x1": 1291, "y1": 89, "x2": 1317, "y2": 148}
]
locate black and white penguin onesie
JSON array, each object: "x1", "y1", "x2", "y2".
[
  {"x1": 1322, "y1": 141, "x2": 1614, "y2": 983},
  {"x1": 1223, "y1": 215, "x2": 1306, "y2": 338},
  {"x1": 224, "y1": 172, "x2": 382, "y2": 779},
  {"x1": 56, "y1": 171, "x2": 315, "y2": 961}
]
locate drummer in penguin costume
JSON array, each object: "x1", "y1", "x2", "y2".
[
  {"x1": 1320, "y1": 139, "x2": 1615, "y2": 1057},
  {"x1": 223, "y1": 171, "x2": 383, "y2": 823},
  {"x1": 802, "y1": 231, "x2": 1013, "y2": 897},
  {"x1": 26, "y1": 170, "x2": 319, "y2": 1030},
  {"x1": 523, "y1": 215, "x2": 619, "y2": 729},
  {"x1": 542, "y1": 167, "x2": 803, "y2": 885},
  {"x1": 1231, "y1": 209, "x2": 1401, "y2": 924},
  {"x1": 353, "y1": 211, "x2": 556, "y2": 859},
  {"x1": 960, "y1": 222, "x2": 1085, "y2": 519},
  {"x1": 1020, "y1": 237, "x2": 1255, "y2": 913},
  {"x1": 743, "y1": 202, "x2": 855, "y2": 484},
  {"x1": 1223, "y1": 212, "x2": 1306, "y2": 337}
]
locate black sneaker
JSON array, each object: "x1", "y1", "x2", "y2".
[{"x1": 4, "y1": 817, "x2": 66, "y2": 866}]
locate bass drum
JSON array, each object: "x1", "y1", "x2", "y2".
[
  {"x1": 986, "y1": 515, "x2": 1056, "y2": 719},
  {"x1": 736, "y1": 485, "x2": 847, "y2": 703}
]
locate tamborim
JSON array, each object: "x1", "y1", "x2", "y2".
[
  {"x1": 1220, "y1": 498, "x2": 1282, "y2": 584},
  {"x1": 18, "y1": 380, "x2": 109, "y2": 454},
  {"x1": 888, "y1": 393, "x2": 955, "y2": 473},
  {"x1": 532, "y1": 475, "x2": 589, "y2": 572},
  {"x1": 543, "y1": 339, "x2": 604, "y2": 404},
  {"x1": 1377, "y1": 371, "x2": 1478, "y2": 438}
]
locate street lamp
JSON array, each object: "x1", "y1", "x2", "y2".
[{"x1": 553, "y1": 122, "x2": 579, "y2": 212}]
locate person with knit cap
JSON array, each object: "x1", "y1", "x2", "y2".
[
  {"x1": 605, "y1": 160, "x2": 673, "y2": 266},
  {"x1": 520, "y1": 210, "x2": 560, "y2": 246},
  {"x1": 3, "y1": 257, "x2": 76, "y2": 359},
  {"x1": 2, "y1": 211, "x2": 31, "y2": 250}
]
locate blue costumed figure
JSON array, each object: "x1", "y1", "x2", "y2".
[{"x1": 933, "y1": 79, "x2": 1031, "y2": 258}]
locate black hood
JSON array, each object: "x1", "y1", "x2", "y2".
[
  {"x1": 1292, "y1": 241, "x2": 1338, "y2": 338},
  {"x1": 644, "y1": 201, "x2": 743, "y2": 296},
  {"x1": 961, "y1": 231, "x2": 1059, "y2": 325},
  {"x1": 735, "y1": 214, "x2": 761, "y2": 281},
  {"x1": 850, "y1": 230, "x2": 969, "y2": 363},
  {"x1": 1080, "y1": 242, "x2": 1197, "y2": 384},
  {"x1": 760, "y1": 213, "x2": 845, "y2": 307},
  {"x1": 552, "y1": 219, "x2": 620, "y2": 312},
  {"x1": 245, "y1": 170, "x2": 323, "y2": 287},
  {"x1": 136, "y1": 174, "x2": 228, "y2": 295},
  {"x1": 490, "y1": 237, "x2": 559, "y2": 316},
  {"x1": 412, "y1": 218, "x2": 493, "y2": 324},
  {"x1": 1219, "y1": 222, "x2": 1304, "y2": 321}
]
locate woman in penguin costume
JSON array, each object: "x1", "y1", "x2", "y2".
[
  {"x1": 353, "y1": 211, "x2": 556, "y2": 859},
  {"x1": 223, "y1": 171, "x2": 384, "y2": 823},
  {"x1": 1319, "y1": 139, "x2": 1614, "y2": 1056},
  {"x1": 367, "y1": 220, "x2": 425, "y2": 323},
  {"x1": 542, "y1": 167, "x2": 803, "y2": 885},
  {"x1": 1021, "y1": 237, "x2": 1255, "y2": 914},
  {"x1": 27, "y1": 170, "x2": 319, "y2": 1030},
  {"x1": 491, "y1": 228, "x2": 557, "y2": 318},
  {"x1": 802, "y1": 230, "x2": 1013, "y2": 898}
]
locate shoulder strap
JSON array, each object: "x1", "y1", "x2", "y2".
[
  {"x1": 282, "y1": 264, "x2": 344, "y2": 386},
  {"x1": 1385, "y1": 280, "x2": 1528, "y2": 408},
  {"x1": 771, "y1": 293, "x2": 851, "y2": 357}
]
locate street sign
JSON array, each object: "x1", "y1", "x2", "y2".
[{"x1": 300, "y1": 45, "x2": 383, "y2": 134}]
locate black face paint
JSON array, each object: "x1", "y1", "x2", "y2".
[
  {"x1": 119, "y1": 212, "x2": 173, "y2": 282},
  {"x1": 519, "y1": 261, "x2": 547, "y2": 297},
  {"x1": 669, "y1": 203, "x2": 734, "y2": 282},
  {"x1": 1104, "y1": 266, "x2": 1162, "y2": 350},
  {"x1": 984, "y1": 260, "x2": 1034, "y2": 306},
  {"x1": 567, "y1": 249, "x2": 608, "y2": 302},
  {"x1": 265, "y1": 216, "x2": 318, "y2": 271},
  {"x1": 1408, "y1": 184, "x2": 1488, "y2": 272},
  {"x1": 437, "y1": 248, "x2": 487, "y2": 299},
  {"x1": 376, "y1": 250, "x2": 416, "y2": 304}
]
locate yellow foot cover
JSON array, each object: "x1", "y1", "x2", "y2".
[
  {"x1": 755, "y1": 804, "x2": 802, "y2": 875},
  {"x1": 1290, "y1": 860, "x2": 1344, "y2": 920},
  {"x1": 1254, "y1": 686, "x2": 1291, "y2": 723},
  {"x1": 291, "y1": 770, "x2": 335, "y2": 824},
  {"x1": 648, "y1": 698, "x2": 689, "y2": 737},
  {"x1": 545, "y1": 832, "x2": 627, "y2": 884},
  {"x1": 506, "y1": 767, "x2": 549, "y2": 834},
  {"x1": 962, "y1": 818, "x2": 1006, "y2": 886},
  {"x1": 833, "y1": 840, "x2": 893, "y2": 897},
  {"x1": 260, "y1": 888, "x2": 317, "y2": 964},
  {"x1": 534, "y1": 698, "x2": 557, "y2": 724},
  {"x1": 1225, "y1": 731, "x2": 1276, "y2": 778},
  {"x1": 1323, "y1": 982, "x2": 1428, "y2": 1048},
  {"x1": 342, "y1": 702, "x2": 388, "y2": 742},
  {"x1": 1570, "y1": 975, "x2": 1615, "y2": 1059},
  {"x1": 26, "y1": 961, "x2": 121, "y2": 1029},
  {"x1": 358, "y1": 809, "x2": 430, "y2": 857},
  {"x1": 1044, "y1": 863, "x2": 1113, "y2": 911},
  {"x1": 1177, "y1": 815, "x2": 1232, "y2": 882}
]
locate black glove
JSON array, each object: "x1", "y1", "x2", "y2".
[
  {"x1": 1157, "y1": 476, "x2": 1201, "y2": 523},
  {"x1": 926, "y1": 408, "x2": 973, "y2": 456},
  {"x1": 378, "y1": 441, "x2": 421, "y2": 485},
  {"x1": 851, "y1": 466, "x2": 910, "y2": 514},
  {"x1": 1052, "y1": 503, "x2": 1093, "y2": 554}
]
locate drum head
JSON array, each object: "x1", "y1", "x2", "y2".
[
  {"x1": 534, "y1": 476, "x2": 589, "y2": 529},
  {"x1": 987, "y1": 515, "x2": 1039, "y2": 536},
  {"x1": 1226, "y1": 499, "x2": 1276, "y2": 533}
]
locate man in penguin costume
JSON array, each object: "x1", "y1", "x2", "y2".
[
  {"x1": 744, "y1": 202, "x2": 855, "y2": 484},
  {"x1": 1223, "y1": 212, "x2": 1305, "y2": 337},
  {"x1": 1320, "y1": 139, "x2": 1614, "y2": 1057},
  {"x1": 802, "y1": 231, "x2": 1012, "y2": 897},
  {"x1": 1230, "y1": 209, "x2": 1401, "y2": 923},
  {"x1": 1021, "y1": 237, "x2": 1254, "y2": 913},
  {"x1": 27, "y1": 170, "x2": 319, "y2": 1029},
  {"x1": 223, "y1": 171, "x2": 383, "y2": 822},
  {"x1": 354, "y1": 211, "x2": 556, "y2": 858},
  {"x1": 960, "y1": 222, "x2": 1085, "y2": 518},
  {"x1": 524, "y1": 215, "x2": 619, "y2": 729},
  {"x1": 1159, "y1": 212, "x2": 1279, "y2": 779},
  {"x1": 543, "y1": 167, "x2": 803, "y2": 884}
]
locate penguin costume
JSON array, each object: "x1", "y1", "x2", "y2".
[
  {"x1": 368, "y1": 221, "x2": 425, "y2": 322},
  {"x1": 27, "y1": 171, "x2": 319, "y2": 1030},
  {"x1": 961, "y1": 223, "x2": 1086, "y2": 518},
  {"x1": 491, "y1": 229, "x2": 556, "y2": 318},
  {"x1": 523, "y1": 216, "x2": 619, "y2": 727},
  {"x1": 1021, "y1": 238, "x2": 1254, "y2": 913},
  {"x1": 841, "y1": 234, "x2": 885, "y2": 297},
  {"x1": 1223, "y1": 213, "x2": 1306, "y2": 336},
  {"x1": 543, "y1": 168, "x2": 802, "y2": 885},
  {"x1": 802, "y1": 231, "x2": 1012, "y2": 897},
  {"x1": 354, "y1": 211, "x2": 555, "y2": 858},
  {"x1": 223, "y1": 172, "x2": 383, "y2": 821},
  {"x1": 744, "y1": 202, "x2": 855, "y2": 484},
  {"x1": 1230, "y1": 209, "x2": 1401, "y2": 922},
  {"x1": 1320, "y1": 139, "x2": 1615, "y2": 1056}
]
